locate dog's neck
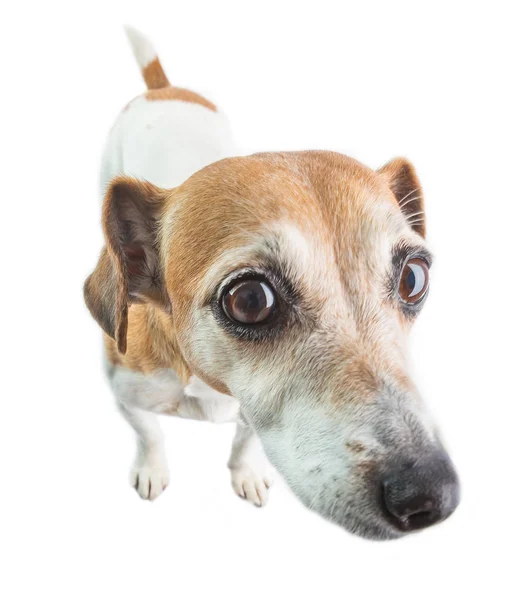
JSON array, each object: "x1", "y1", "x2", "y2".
[{"x1": 104, "y1": 302, "x2": 231, "y2": 395}]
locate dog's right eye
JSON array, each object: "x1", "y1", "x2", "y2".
[
  {"x1": 399, "y1": 258, "x2": 429, "y2": 304},
  {"x1": 222, "y1": 280, "x2": 276, "y2": 325}
]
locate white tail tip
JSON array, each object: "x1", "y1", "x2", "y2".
[{"x1": 124, "y1": 25, "x2": 157, "y2": 70}]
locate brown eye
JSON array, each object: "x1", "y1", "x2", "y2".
[
  {"x1": 222, "y1": 280, "x2": 276, "y2": 324},
  {"x1": 399, "y1": 258, "x2": 429, "y2": 304}
]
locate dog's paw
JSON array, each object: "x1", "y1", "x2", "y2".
[
  {"x1": 230, "y1": 464, "x2": 274, "y2": 507},
  {"x1": 129, "y1": 454, "x2": 169, "y2": 501}
]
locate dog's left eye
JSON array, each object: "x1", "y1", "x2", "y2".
[{"x1": 222, "y1": 279, "x2": 276, "y2": 325}]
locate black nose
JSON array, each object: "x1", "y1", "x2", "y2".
[{"x1": 382, "y1": 453, "x2": 460, "y2": 532}]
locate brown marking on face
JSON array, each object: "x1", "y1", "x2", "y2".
[
  {"x1": 142, "y1": 58, "x2": 170, "y2": 90},
  {"x1": 91, "y1": 151, "x2": 424, "y2": 399},
  {"x1": 163, "y1": 152, "x2": 385, "y2": 309},
  {"x1": 355, "y1": 459, "x2": 378, "y2": 479},
  {"x1": 159, "y1": 152, "x2": 416, "y2": 393},
  {"x1": 391, "y1": 367, "x2": 415, "y2": 393},
  {"x1": 145, "y1": 86, "x2": 217, "y2": 111},
  {"x1": 342, "y1": 355, "x2": 380, "y2": 398},
  {"x1": 346, "y1": 441, "x2": 366, "y2": 454}
]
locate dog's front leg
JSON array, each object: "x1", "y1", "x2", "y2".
[
  {"x1": 228, "y1": 420, "x2": 275, "y2": 507},
  {"x1": 109, "y1": 366, "x2": 183, "y2": 501},
  {"x1": 117, "y1": 401, "x2": 169, "y2": 501}
]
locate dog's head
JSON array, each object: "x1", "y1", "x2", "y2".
[{"x1": 85, "y1": 151, "x2": 459, "y2": 539}]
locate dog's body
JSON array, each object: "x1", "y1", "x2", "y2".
[
  {"x1": 85, "y1": 27, "x2": 459, "y2": 539},
  {"x1": 99, "y1": 27, "x2": 272, "y2": 505}
]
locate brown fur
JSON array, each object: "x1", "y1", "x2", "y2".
[
  {"x1": 86, "y1": 152, "x2": 424, "y2": 398},
  {"x1": 142, "y1": 58, "x2": 170, "y2": 89},
  {"x1": 162, "y1": 152, "x2": 399, "y2": 332},
  {"x1": 145, "y1": 86, "x2": 217, "y2": 111},
  {"x1": 85, "y1": 178, "x2": 170, "y2": 354},
  {"x1": 355, "y1": 459, "x2": 378, "y2": 479},
  {"x1": 104, "y1": 306, "x2": 191, "y2": 383},
  {"x1": 378, "y1": 157, "x2": 425, "y2": 237},
  {"x1": 163, "y1": 152, "x2": 386, "y2": 304},
  {"x1": 346, "y1": 441, "x2": 367, "y2": 454}
]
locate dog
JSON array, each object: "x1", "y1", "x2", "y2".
[{"x1": 84, "y1": 26, "x2": 460, "y2": 540}]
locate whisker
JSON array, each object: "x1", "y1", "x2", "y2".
[
  {"x1": 329, "y1": 494, "x2": 340, "y2": 519},
  {"x1": 407, "y1": 219, "x2": 425, "y2": 228},
  {"x1": 398, "y1": 187, "x2": 420, "y2": 206},
  {"x1": 404, "y1": 210, "x2": 425, "y2": 220},
  {"x1": 399, "y1": 195, "x2": 422, "y2": 210},
  {"x1": 308, "y1": 487, "x2": 323, "y2": 512}
]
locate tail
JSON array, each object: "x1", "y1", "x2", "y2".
[{"x1": 124, "y1": 25, "x2": 170, "y2": 89}]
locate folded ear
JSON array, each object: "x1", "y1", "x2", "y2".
[
  {"x1": 83, "y1": 177, "x2": 170, "y2": 354},
  {"x1": 378, "y1": 157, "x2": 426, "y2": 237}
]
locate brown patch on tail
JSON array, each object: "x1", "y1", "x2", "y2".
[
  {"x1": 145, "y1": 86, "x2": 217, "y2": 112},
  {"x1": 142, "y1": 58, "x2": 170, "y2": 90}
]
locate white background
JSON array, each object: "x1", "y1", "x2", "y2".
[{"x1": 2, "y1": 1, "x2": 508, "y2": 598}]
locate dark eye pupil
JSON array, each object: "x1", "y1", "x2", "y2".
[
  {"x1": 399, "y1": 258, "x2": 429, "y2": 304},
  {"x1": 223, "y1": 280, "x2": 275, "y2": 324},
  {"x1": 406, "y1": 268, "x2": 417, "y2": 294}
]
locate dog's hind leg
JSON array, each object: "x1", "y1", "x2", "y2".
[
  {"x1": 228, "y1": 421, "x2": 275, "y2": 507},
  {"x1": 108, "y1": 365, "x2": 185, "y2": 500}
]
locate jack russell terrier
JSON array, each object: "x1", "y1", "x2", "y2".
[{"x1": 84, "y1": 26, "x2": 460, "y2": 540}]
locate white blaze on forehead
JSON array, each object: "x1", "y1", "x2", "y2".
[
  {"x1": 272, "y1": 222, "x2": 311, "y2": 263},
  {"x1": 196, "y1": 221, "x2": 332, "y2": 302},
  {"x1": 267, "y1": 220, "x2": 337, "y2": 282},
  {"x1": 194, "y1": 207, "x2": 428, "y2": 318}
]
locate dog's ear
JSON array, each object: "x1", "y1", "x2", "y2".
[
  {"x1": 378, "y1": 158, "x2": 425, "y2": 237},
  {"x1": 83, "y1": 177, "x2": 170, "y2": 354}
]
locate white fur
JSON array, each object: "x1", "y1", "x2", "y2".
[
  {"x1": 181, "y1": 215, "x2": 442, "y2": 536},
  {"x1": 183, "y1": 376, "x2": 239, "y2": 423},
  {"x1": 100, "y1": 97, "x2": 236, "y2": 192},
  {"x1": 99, "y1": 33, "x2": 255, "y2": 503},
  {"x1": 108, "y1": 363, "x2": 271, "y2": 503},
  {"x1": 109, "y1": 367, "x2": 178, "y2": 499},
  {"x1": 98, "y1": 32, "x2": 442, "y2": 526},
  {"x1": 228, "y1": 423, "x2": 275, "y2": 507},
  {"x1": 124, "y1": 25, "x2": 158, "y2": 70}
]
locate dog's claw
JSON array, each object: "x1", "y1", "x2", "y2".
[
  {"x1": 231, "y1": 466, "x2": 274, "y2": 507},
  {"x1": 129, "y1": 455, "x2": 169, "y2": 501}
]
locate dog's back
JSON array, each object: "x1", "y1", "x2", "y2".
[{"x1": 100, "y1": 26, "x2": 237, "y2": 191}]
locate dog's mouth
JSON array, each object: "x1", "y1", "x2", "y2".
[
  {"x1": 333, "y1": 514, "x2": 404, "y2": 541},
  {"x1": 297, "y1": 483, "x2": 401, "y2": 541},
  {"x1": 299, "y1": 483, "x2": 399, "y2": 541}
]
